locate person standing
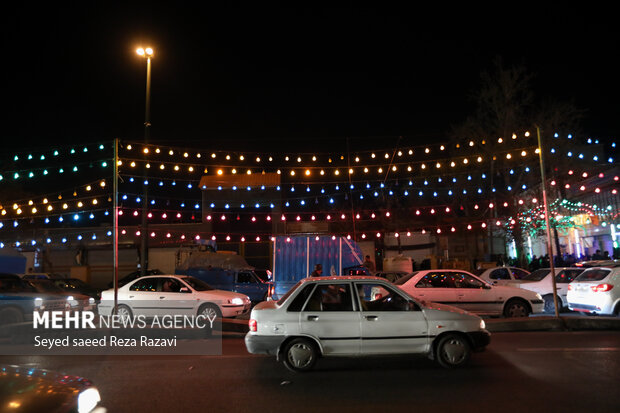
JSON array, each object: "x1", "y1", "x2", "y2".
[
  {"x1": 310, "y1": 264, "x2": 323, "y2": 277},
  {"x1": 363, "y1": 255, "x2": 376, "y2": 273}
]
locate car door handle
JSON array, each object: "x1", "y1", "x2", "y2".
[
  {"x1": 307, "y1": 315, "x2": 319, "y2": 321},
  {"x1": 365, "y1": 315, "x2": 378, "y2": 321},
  {"x1": 159, "y1": 296, "x2": 165, "y2": 299},
  {"x1": 457, "y1": 294, "x2": 465, "y2": 297},
  {"x1": 129, "y1": 295, "x2": 134, "y2": 299}
]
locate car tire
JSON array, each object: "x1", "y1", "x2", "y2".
[
  {"x1": 198, "y1": 304, "x2": 221, "y2": 336},
  {"x1": 435, "y1": 334, "x2": 471, "y2": 368},
  {"x1": 503, "y1": 298, "x2": 530, "y2": 318},
  {"x1": 115, "y1": 304, "x2": 133, "y2": 320},
  {"x1": 282, "y1": 338, "x2": 319, "y2": 372},
  {"x1": 543, "y1": 294, "x2": 560, "y2": 313}
]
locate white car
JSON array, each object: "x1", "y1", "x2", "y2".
[
  {"x1": 245, "y1": 276, "x2": 490, "y2": 372},
  {"x1": 98, "y1": 275, "x2": 251, "y2": 319},
  {"x1": 567, "y1": 266, "x2": 620, "y2": 315},
  {"x1": 515, "y1": 267, "x2": 585, "y2": 313},
  {"x1": 476, "y1": 267, "x2": 530, "y2": 285},
  {"x1": 394, "y1": 269, "x2": 544, "y2": 317}
]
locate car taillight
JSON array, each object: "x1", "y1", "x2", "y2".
[
  {"x1": 567, "y1": 284, "x2": 573, "y2": 291},
  {"x1": 591, "y1": 284, "x2": 613, "y2": 293},
  {"x1": 249, "y1": 319, "x2": 257, "y2": 332}
]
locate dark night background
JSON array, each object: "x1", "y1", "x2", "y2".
[{"x1": 2, "y1": 3, "x2": 619, "y2": 154}]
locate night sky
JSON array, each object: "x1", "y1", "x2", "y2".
[{"x1": 2, "y1": 4, "x2": 619, "y2": 154}]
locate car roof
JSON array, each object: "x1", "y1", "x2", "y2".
[{"x1": 299, "y1": 275, "x2": 387, "y2": 283}]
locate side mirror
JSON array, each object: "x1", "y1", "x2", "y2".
[{"x1": 179, "y1": 287, "x2": 191, "y2": 293}]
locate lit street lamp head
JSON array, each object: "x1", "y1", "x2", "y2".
[{"x1": 136, "y1": 47, "x2": 154, "y2": 57}]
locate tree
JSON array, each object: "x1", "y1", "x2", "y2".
[{"x1": 450, "y1": 57, "x2": 585, "y2": 266}]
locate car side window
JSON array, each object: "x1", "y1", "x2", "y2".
[
  {"x1": 556, "y1": 270, "x2": 581, "y2": 283},
  {"x1": 511, "y1": 268, "x2": 529, "y2": 280},
  {"x1": 490, "y1": 268, "x2": 510, "y2": 280},
  {"x1": 237, "y1": 272, "x2": 256, "y2": 284},
  {"x1": 129, "y1": 278, "x2": 158, "y2": 292},
  {"x1": 356, "y1": 283, "x2": 414, "y2": 311},
  {"x1": 287, "y1": 284, "x2": 316, "y2": 312},
  {"x1": 303, "y1": 283, "x2": 353, "y2": 312},
  {"x1": 415, "y1": 272, "x2": 454, "y2": 288},
  {"x1": 451, "y1": 273, "x2": 486, "y2": 288},
  {"x1": 160, "y1": 278, "x2": 182, "y2": 292}
]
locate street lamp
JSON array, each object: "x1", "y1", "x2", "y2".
[{"x1": 136, "y1": 46, "x2": 153, "y2": 276}]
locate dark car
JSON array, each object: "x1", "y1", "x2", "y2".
[
  {"x1": 52, "y1": 278, "x2": 102, "y2": 301},
  {"x1": 0, "y1": 274, "x2": 69, "y2": 328},
  {"x1": 26, "y1": 279, "x2": 95, "y2": 312},
  {"x1": 106, "y1": 268, "x2": 164, "y2": 289},
  {"x1": 0, "y1": 364, "x2": 104, "y2": 413}
]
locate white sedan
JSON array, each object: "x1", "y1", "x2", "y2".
[
  {"x1": 567, "y1": 266, "x2": 620, "y2": 315},
  {"x1": 394, "y1": 269, "x2": 544, "y2": 317},
  {"x1": 515, "y1": 267, "x2": 584, "y2": 312},
  {"x1": 245, "y1": 276, "x2": 490, "y2": 372},
  {"x1": 98, "y1": 275, "x2": 251, "y2": 319}
]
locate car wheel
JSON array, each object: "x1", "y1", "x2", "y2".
[
  {"x1": 115, "y1": 305, "x2": 133, "y2": 320},
  {"x1": 198, "y1": 304, "x2": 221, "y2": 337},
  {"x1": 435, "y1": 334, "x2": 471, "y2": 368},
  {"x1": 282, "y1": 338, "x2": 318, "y2": 372},
  {"x1": 503, "y1": 298, "x2": 530, "y2": 318},
  {"x1": 543, "y1": 294, "x2": 556, "y2": 313},
  {"x1": 0, "y1": 307, "x2": 24, "y2": 327}
]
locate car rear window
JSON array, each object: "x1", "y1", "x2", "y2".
[
  {"x1": 393, "y1": 272, "x2": 418, "y2": 285},
  {"x1": 575, "y1": 269, "x2": 611, "y2": 282},
  {"x1": 277, "y1": 280, "x2": 304, "y2": 306},
  {"x1": 524, "y1": 269, "x2": 550, "y2": 281}
]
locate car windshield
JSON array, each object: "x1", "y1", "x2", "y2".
[
  {"x1": 29, "y1": 280, "x2": 65, "y2": 293},
  {"x1": 523, "y1": 269, "x2": 550, "y2": 281},
  {"x1": 574, "y1": 268, "x2": 611, "y2": 282},
  {"x1": 393, "y1": 272, "x2": 418, "y2": 285},
  {"x1": 277, "y1": 280, "x2": 304, "y2": 305},
  {"x1": 180, "y1": 276, "x2": 214, "y2": 291}
]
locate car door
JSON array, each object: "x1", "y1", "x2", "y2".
[
  {"x1": 155, "y1": 277, "x2": 196, "y2": 316},
  {"x1": 125, "y1": 278, "x2": 160, "y2": 317},
  {"x1": 356, "y1": 282, "x2": 429, "y2": 355},
  {"x1": 298, "y1": 282, "x2": 361, "y2": 356},
  {"x1": 235, "y1": 271, "x2": 264, "y2": 302},
  {"x1": 409, "y1": 271, "x2": 458, "y2": 305},
  {"x1": 451, "y1": 272, "x2": 500, "y2": 315}
]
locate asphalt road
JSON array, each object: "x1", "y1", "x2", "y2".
[{"x1": 2, "y1": 331, "x2": 619, "y2": 413}]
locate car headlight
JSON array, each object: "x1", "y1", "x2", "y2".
[
  {"x1": 34, "y1": 297, "x2": 44, "y2": 310},
  {"x1": 230, "y1": 297, "x2": 244, "y2": 305},
  {"x1": 480, "y1": 319, "x2": 486, "y2": 330},
  {"x1": 67, "y1": 295, "x2": 79, "y2": 307},
  {"x1": 88, "y1": 297, "x2": 96, "y2": 305},
  {"x1": 78, "y1": 387, "x2": 101, "y2": 413},
  {"x1": 535, "y1": 293, "x2": 543, "y2": 300}
]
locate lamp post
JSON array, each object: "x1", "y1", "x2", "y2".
[{"x1": 136, "y1": 47, "x2": 153, "y2": 277}]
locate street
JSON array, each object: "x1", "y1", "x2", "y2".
[{"x1": 1, "y1": 331, "x2": 618, "y2": 413}]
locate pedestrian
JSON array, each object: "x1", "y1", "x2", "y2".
[
  {"x1": 363, "y1": 255, "x2": 375, "y2": 273},
  {"x1": 310, "y1": 264, "x2": 323, "y2": 277}
]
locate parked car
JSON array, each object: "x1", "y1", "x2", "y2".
[
  {"x1": 0, "y1": 364, "x2": 105, "y2": 413},
  {"x1": 374, "y1": 271, "x2": 408, "y2": 283},
  {"x1": 245, "y1": 276, "x2": 490, "y2": 372},
  {"x1": 176, "y1": 267, "x2": 273, "y2": 303},
  {"x1": 567, "y1": 266, "x2": 620, "y2": 315},
  {"x1": 394, "y1": 269, "x2": 544, "y2": 317},
  {"x1": 516, "y1": 267, "x2": 585, "y2": 312},
  {"x1": 52, "y1": 278, "x2": 102, "y2": 302},
  {"x1": 26, "y1": 279, "x2": 96, "y2": 311},
  {"x1": 0, "y1": 273, "x2": 71, "y2": 328},
  {"x1": 106, "y1": 268, "x2": 163, "y2": 289},
  {"x1": 98, "y1": 275, "x2": 252, "y2": 319},
  {"x1": 476, "y1": 266, "x2": 530, "y2": 285}
]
